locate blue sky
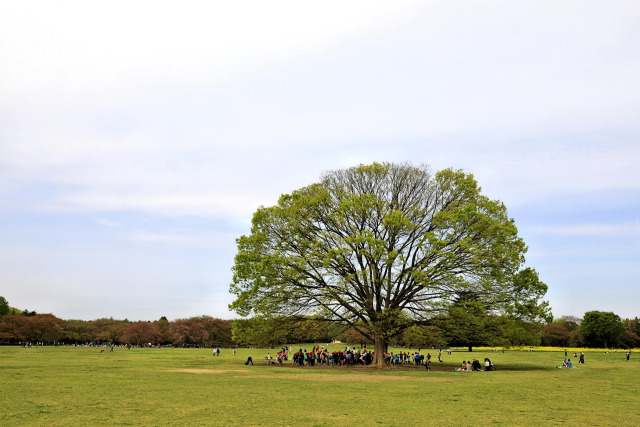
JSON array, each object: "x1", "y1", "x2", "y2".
[{"x1": 1, "y1": 1, "x2": 638, "y2": 321}]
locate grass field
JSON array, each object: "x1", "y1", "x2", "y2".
[{"x1": 1, "y1": 345, "x2": 637, "y2": 426}]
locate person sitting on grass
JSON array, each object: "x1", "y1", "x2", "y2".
[
  {"x1": 561, "y1": 359, "x2": 568, "y2": 368},
  {"x1": 566, "y1": 359, "x2": 572, "y2": 368}
]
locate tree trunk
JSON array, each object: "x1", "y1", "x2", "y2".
[
  {"x1": 468, "y1": 345, "x2": 473, "y2": 352},
  {"x1": 373, "y1": 336, "x2": 388, "y2": 367}
]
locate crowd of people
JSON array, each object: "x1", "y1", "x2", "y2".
[
  {"x1": 286, "y1": 347, "x2": 374, "y2": 366},
  {"x1": 254, "y1": 346, "x2": 458, "y2": 369}
]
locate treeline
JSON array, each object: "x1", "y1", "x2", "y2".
[
  {"x1": 234, "y1": 311, "x2": 640, "y2": 350},
  {"x1": 1, "y1": 297, "x2": 637, "y2": 349},
  {"x1": 541, "y1": 311, "x2": 640, "y2": 349},
  {"x1": 0, "y1": 314, "x2": 233, "y2": 347}
]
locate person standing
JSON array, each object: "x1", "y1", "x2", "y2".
[
  {"x1": 579, "y1": 352, "x2": 585, "y2": 364},
  {"x1": 564, "y1": 349, "x2": 567, "y2": 358},
  {"x1": 626, "y1": 350, "x2": 630, "y2": 361}
]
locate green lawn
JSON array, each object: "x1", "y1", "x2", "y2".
[{"x1": 0, "y1": 345, "x2": 637, "y2": 426}]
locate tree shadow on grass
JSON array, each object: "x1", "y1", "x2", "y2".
[{"x1": 266, "y1": 362, "x2": 553, "y2": 372}]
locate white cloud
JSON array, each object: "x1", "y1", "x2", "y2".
[
  {"x1": 0, "y1": 0, "x2": 418, "y2": 103},
  {"x1": 2, "y1": 1, "x2": 639, "y2": 219}
]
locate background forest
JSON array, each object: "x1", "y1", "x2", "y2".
[{"x1": 1, "y1": 296, "x2": 638, "y2": 349}]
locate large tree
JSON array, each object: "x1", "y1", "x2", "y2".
[
  {"x1": 230, "y1": 162, "x2": 547, "y2": 366},
  {"x1": 580, "y1": 311, "x2": 625, "y2": 348}
]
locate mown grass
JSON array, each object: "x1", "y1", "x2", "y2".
[{"x1": 0, "y1": 345, "x2": 637, "y2": 426}]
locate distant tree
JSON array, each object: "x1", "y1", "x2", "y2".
[
  {"x1": 541, "y1": 323, "x2": 571, "y2": 347},
  {"x1": 437, "y1": 294, "x2": 500, "y2": 352},
  {"x1": 398, "y1": 325, "x2": 443, "y2": 348},
  {"x1": 343, "y1": 326, "x2": 374, "y2": 346},
  {"x1": 0, "y1": 313, "x2": 62, "y2": 343},
  {"x1": 62, "y1": 319, "x2": 92, "y2": 344},
  {"x1": 620, "y1": 330, "x2": 640, "y2": 349},
  {"x1": 0, "y1": 296, "x2": 9, "y2": 317},
  {"x1": 541, "y1": 316, "x2": 581, "y2": 347},
  {"x1": 29, "y1": 314, "x2": 63, "y2": 343},
  {"x1": 89, "y1": 318, "x2": 128, "y2": 344},
  {"x1": 193, "y1": 316, "x2": 233, "y2": 347},
  {"x1": 559, "y1": 315, "x2": 581, "y2": 326},
  {"x1": 552, "y1": 317, "x2": 583, "y2": 346},
  {"x1": 292, "y1": 317, "x2": 338, "y2": 343},
  {"x1": 121, "y1": 321, "x2": 162, "y2": 346},
  {"x1": 621, "y1": 317, "x2": 640, "y2": 349},
  {"x1": 169, "y1": 318, "x2": 209, "y2": 346},
  {"x1": 496, "y1": 316, "x2": 543, "y2": 347},
  {"x1": 231, "y1": 317, "x2": 290, "y2": 347},
  {"x1": 232, "y1": 316, "x2": 339, "y2": 347},
  {"x1": 623, "y1": 317, "x2": 640, "y2": 336},
  {"x1": 21, "y1": 309, "x2": 37, "y2": 317},
  {"x1": 0, "y1": 315, "x2": 32, "y2": 343},
  {"x1": 154, "y1": 316, "x2": 172, "y2": 344},
  {"x1": 580, "y1": 311, "x2": 625, "y2": 348}
]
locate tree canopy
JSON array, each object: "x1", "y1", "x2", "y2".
[
  {"x1": 0, "y1": 296, "x2": 9, "y2": 317},
  {"x1": 230, "y1": 162, "x2": 549, "y2": 364},
  {"x1": 580, "y1": 311, "x2": 625, "y2": 348}
]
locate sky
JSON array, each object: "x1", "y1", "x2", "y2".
[{"x1": 1, "y1": 0, "x2": 639, "y2": 321}]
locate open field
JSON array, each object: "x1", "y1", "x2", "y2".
[{"x1": 1, "y1": 345, "x2": 637, "y2": 426}]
